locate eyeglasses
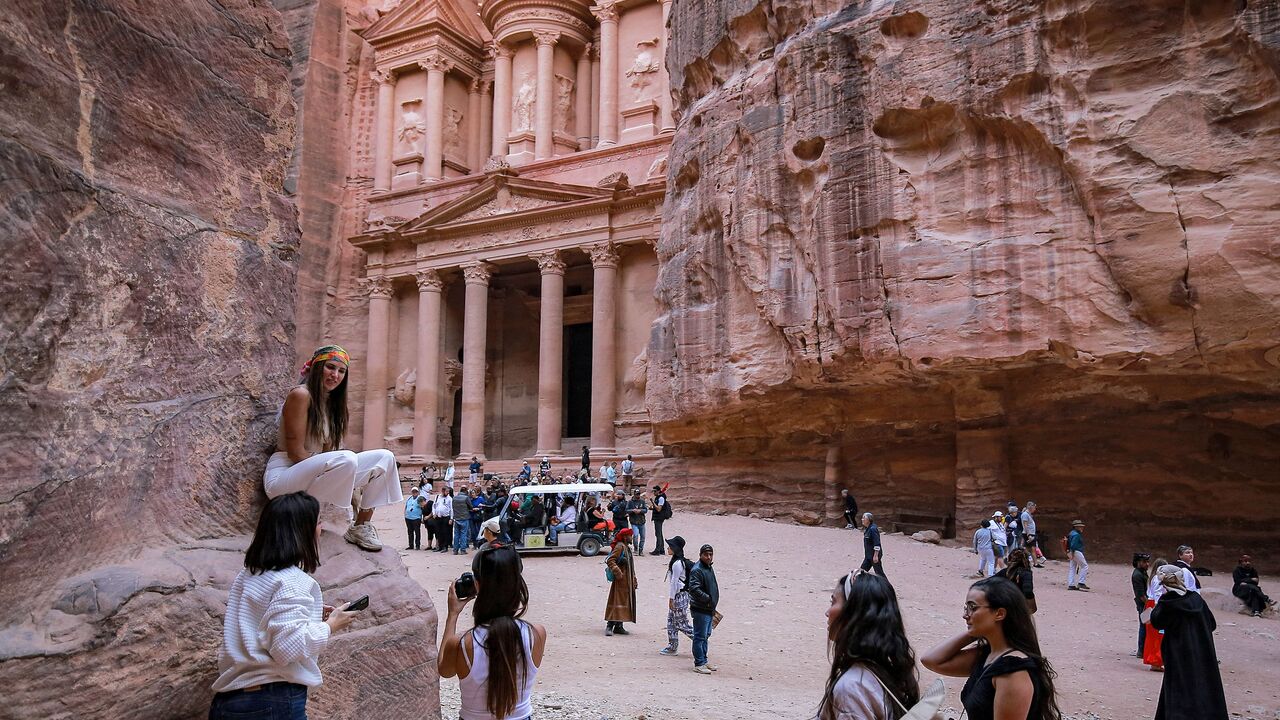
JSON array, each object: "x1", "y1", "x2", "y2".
[{"x1": 962, "y1": 602, "x2": 991, "y2": 617}]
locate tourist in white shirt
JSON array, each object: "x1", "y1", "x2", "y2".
[
  {"x1": 209, "y1": 492, "x2": 357, "y2": 720},
  {"x1": 547, "y1": 498, "x2": 577, "y2": 545}
]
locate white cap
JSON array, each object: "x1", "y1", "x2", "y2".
[{"x1": 992, "y1": 511, "x2": 1003, "y2": 517}]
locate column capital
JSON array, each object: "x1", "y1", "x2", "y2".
[
  {"x1": 591, "y1": 3, "x2": 619, "y2": 23},
  {"x1": 481, "y1": 79, "x2": 494, "y2": 95},
  {"x1": 531, "y1": 250, "x2": 566, "y2": 275},
  {"x1": 490, "y1": 41, "x2": 514, "y2": 59},
  {"x1": 361, "y1": 275, "x2": 395, "y2": 299},
  {"x1": 371, "y1": 68, "x2": 397, "y2": 86},
  {"x1": 415, "y1": 269, "x2": 444, "y2": 292},
  {"x1": 418, "y1": 53, "x2": 453, "y2": 74},
  {"x1": 579, "y1": 42, "x2": 594, "y2": 61},
  {"x1": 533, "y1": 29, "x2": 561, "y2": 47},
  {"x1": 462, "y1": 261, "x2": 494, "y2": 285},
  {"x1": 469, "y1": 77, "x2": 483, "y2": 94},
  {"x1": 588, "y1": 242, "x2": 619, "y2": 268}
]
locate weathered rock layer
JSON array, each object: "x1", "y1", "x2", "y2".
[{"x1": 653, "y1": 0, "x2": 1280, "y2": 563}]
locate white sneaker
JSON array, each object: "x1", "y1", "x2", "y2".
[
  {"x1": 344, "y1": 523, "x2": 383, "y2": 551},
  {"x1": 692, "y1": 665, "x2": 711, "y2": 675},
  {"x1": 706, "y1": 663, "x2": 719, "y2": 672}
]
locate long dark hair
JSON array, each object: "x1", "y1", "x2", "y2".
[
  {"x1": 970, "y1": 578, "x2": 1063, "y2": 720},
  {"x1": 303, "y1": 356, "x2": 348, "y2": 451},
  {"x1": 470, "y1": 545, "x2": 531, "y2": 719},
  {"x1": 819, "y1": 573, "x2": 919, "y2": 720},
  {"x1": 244, "y1": 492, "x2": 320, "y2": 575}
]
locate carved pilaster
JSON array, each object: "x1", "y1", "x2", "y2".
[
  {"x1": 462, "y1": 262, "x2": 493, "y2": 285},
  {"x1": 415, "y1": 269, "x2": 444, "y2": 292},
  {"x1": 362, "y1": 275, "x2": 395, "y2": 299},
  {"x1": 588, "y1": 242, "x2": 619, "y2": 269},
  {"x1": 531, "y1": 250, "x2": 566, "y2": 276},
  {"x1": 372, "y1": 68, "x2": 397, "y2": 86},
  {"x1": 591, "y1": 2, "x2": 619, "y2": 23},
  {"x1": 491, "y1": 41, "x2": 514, "y2": 59},
  {"x1": 533, "y1": 29, "x2": 561, "y2": 47}
]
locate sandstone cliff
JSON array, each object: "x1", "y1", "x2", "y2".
[
  {"x1": 0, "y1": 2, "x2": 435, "y2": 717},
  {"x1": 653, "y1": 0, "x2": 1280, "y2": 562}
]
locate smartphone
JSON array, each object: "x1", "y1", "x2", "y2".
[
  {"x1": 454, "y1": 572, "x2": 477, "y2": 600},
  {"x1": 345, "y1": 595, "x2": 369, "y2": 612}
]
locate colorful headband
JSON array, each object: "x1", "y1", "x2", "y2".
[{"x1": 300, "y1": 345, "x2": 350, "y2": 380}]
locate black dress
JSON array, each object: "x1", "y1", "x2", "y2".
[
  {"x1": 1150, "y1": 591, "x2": 1228, "y2": 720},
  {"x1": 960, "y1": 646, "x2": 1042, "y2": 720}
]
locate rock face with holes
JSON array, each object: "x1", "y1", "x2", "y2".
[
  {"x1": 654, "y1": 0, "x2": 1280, "y2": 561},
  {"x1": 0, "y1": 3, "x2": 437, "y2": 718}
]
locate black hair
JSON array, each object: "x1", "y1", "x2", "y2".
[
  {"x1": 244, "y1": 492, "x2": 321, "y2": 575},
  {"x1": 819, "y1": 573, "x2": 919, "y2": 720},
  {"x1": 469, "y1": 545, "x2": 531, "y2": 719},
  {"x1": 303, "y1": 352, "x2": 348, "y2": 451},
  {"x1": 969, "y1": 578, "x2": 1063, "y2": 720}
]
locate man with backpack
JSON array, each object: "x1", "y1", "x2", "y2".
[{"x1": 650, "y1": 484, "x2": 672, "y2": 555}]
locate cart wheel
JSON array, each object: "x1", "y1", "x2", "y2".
[{"x1": 578, "y1": 536, "x2": 602, "y2": 557}]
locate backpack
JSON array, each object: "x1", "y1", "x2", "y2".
[{"x1": 656, "y1": 494, "x2": 673, "y2": 521}]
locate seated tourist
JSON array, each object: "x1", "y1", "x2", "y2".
[
  {"x1": 548, "y1": 498, "x2": 578, "y2": 545},
  {"x1": 263, "y1": 345, "x2": 401, "y2": 551},
  {"x1": 1233, "y1": 554, "x2": 1275, "y2": 617}
]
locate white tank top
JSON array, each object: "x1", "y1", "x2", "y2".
[{"x1": 459, "y1": 621, "x2": 537, "y2": 720}]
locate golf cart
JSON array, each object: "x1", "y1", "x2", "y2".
[{"x1": 499, "y1": 483, "x2": 613, "y2": 557}]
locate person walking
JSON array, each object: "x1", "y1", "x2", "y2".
[
  {"x1": 621, "y1": 454, "x2": 635, "y2": 490},
  {"x1": 922, "y1": 577, "x2": 1064, "y2": 720},
  {"x1": 209, "y1": 492, "x2": 357, "y2": 720},
  {"x1": 841, "y1": 489, "x2": 859, "y2": 530},
  {"x1": 649, "y1": 484, "x2": 671, "y2": 555},
  {"x1": 1005, "y1": 502, "x2": 1022, "y2": 550},
  {"x1": 1066, "y1": 520, "x2": 1090, "y2": 591},
  {"x1": 996, "y1": 548, "x2": 1036, "y2": 614},
  {"x1": 860, "y1": 513, "x2": 887, "y2": 578},
  {"x1": 991, "y1": 513, "x2": 1008, "y2": 571},
  {"x1": 581, "y1": 445, "x2": 590, "y2": 473},
  {"x1": 973, "y1": 521, "x2": 996, "y2": 578},
  {"x1": 1233, "y1": 554, "x2": 1275, "y2": 617},
  {"x1": 688, "y1": 544, "x2": 720, "y2": 674},
  {"x1": 1020, "y1": 502, "x2": 1043, "y2": 567},
  {"x1": 627, "y1": 489, "x2": 648, "y2": 558},
  {"x1": 659, "y1": 536, "x2": 695, "y2": 656},
  {"x1": 817, "y1": 570, "x2": 922, "y2": 720},
  {"x1": 605, "y1": 528, "x2": 637, "y2": 636},
  {"x1": 1131, "y1": 553, "x2": 1152, "y2": 656},
  {"x1": 1151, "y1": 565, "x2": 1228, "y2": 720},
  {"x1": 404, "y1": 486, "x2": 424, "y2": 550},
  {"x1": 452, "y1": 485, "x2": 472, "y2": 555}
]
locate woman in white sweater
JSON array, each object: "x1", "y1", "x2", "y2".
[{"x1": 209, "y1": 492, "x2": 357, "y2": 719}]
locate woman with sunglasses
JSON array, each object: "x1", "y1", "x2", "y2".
[
  {"x1": 922, "y1": 578, "x2": 1063, "y2": 720},
  {"x1": 816, "y1": 570, "x2": 920, "y2": 719}
]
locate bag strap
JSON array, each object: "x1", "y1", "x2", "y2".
[{"x1": 867, "y1": 669, "x2": 910, "y2": 715}]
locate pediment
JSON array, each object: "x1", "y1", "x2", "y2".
[
  {"x1": 398, "y1": 175, "x2": 613, "y2": 233},
  {"x1": 362, "y1": 0, "x2": 487, "y2": 47}
]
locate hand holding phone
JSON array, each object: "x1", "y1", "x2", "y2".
[{"x1": 346, "y1": 595, "x2": 370, "y2": 612}]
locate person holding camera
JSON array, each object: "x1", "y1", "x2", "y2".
[
  {"x1": 439, "y1": 545, "x2": 546, "y2": 720},
  {"x1": 209, "y1": 492, "x2": 359, "y2": 719}
]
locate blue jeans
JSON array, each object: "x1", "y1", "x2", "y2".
[
  {"x1": 453, "y1": 519, "x2": 470, "y2": 551},
  {"x1": 692, "y1": 610, "x2": 714, "y2": 667},
  {"x1": 631, "y1": 523, "x2": 646, "y2": 556},
  {"x1": 209, "y1": 682, "x2": 307, "y2": 719}
]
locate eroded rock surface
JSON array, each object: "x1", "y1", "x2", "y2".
[
  {"x1": 654, "y1": 0, "x2": 1280, "y2": 562},
  {"x1": 0, "y1": 2, "x2": 435, "y2": 717}
]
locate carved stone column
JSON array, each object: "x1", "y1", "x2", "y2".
[
  {"x1": 575, "y1": 44, "x2": 593, "y2": 149},
  {"x1": 412, "y1": 270, "x2": 444, "y2": 460},
  {"x1": 659, "y1": 0, "x2": 675, "y2": 132},
  {"x1": 533, "y1": 30, "x2": 559, "y2": 160},
  {"x1": 372, "y1": 69, "x2": 397, "y2": 191},
  {"x1": 467, "y1": 78, "x2": 483, "y2": 171},
  {"x1": 492, "y1": 42, "x2": 513, "y2": 157},
  {"x1": 590, "y1": 42, "x2": 601, "y2": 146},
  {"x1": 532, "y1": 251, "x2": 565, "y2": 456},
  {"x1": 588, "y1": 243, "x2": 619, "y2": 453},
  {"x1": 420, "y1": 54, "x2": 451, "y2": 181},
  {"x1": 479, "y1": 80, "x2": 494, "y2": 162},
  {"x1": 361, "y1": 276, "x2": 394, "y2": 451},
  {"x1": 459, "y1": 262, "x2": 493, "y2": 461},
  {"x1": 592, "y1": 3, "x2": 619, "y2": 146}
]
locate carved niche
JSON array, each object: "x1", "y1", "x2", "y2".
[
  {"x1": 554, "y1": 74, "x2": 575, "y2": 132},
  {"x1": 513, "y1": 72, "x2": 536, "y2": 132},
  {"x1": 398, "y1": 100, "x2": 426, "y2": 155},
  {"x1": 444, "y1": 105, "x2": 464, "y2": 160}
]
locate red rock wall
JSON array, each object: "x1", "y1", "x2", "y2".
[
  {"x1": 653, "y1": 0, "x2": 1280, "y2": 564},
  {"x1": 0, "y1": 2, "x2": 435, "y2": 717}
]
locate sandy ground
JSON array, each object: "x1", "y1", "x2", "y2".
[{"x1": 372, "y1": 512, "x2": 1280, "y2": 720}]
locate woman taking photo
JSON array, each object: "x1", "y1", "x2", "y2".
[
  {"x1": 210, "y1": 492, "x2": 357, "y2": 719},
  {"x1": 922, "y1": 577, "x2": 1063, "y2": 720},
  {"x1": 605, "y1": 527, "x2": 637, "y2": 636},
  {"x1": 264, "y1": 345, "x2": 401, "y2": 551},
  {"x1": 439, "y1": 545, "x2": 547, "y2": 720},
  {"x1": 817, "y1": 570, "x2": 920, "y2": 719}
]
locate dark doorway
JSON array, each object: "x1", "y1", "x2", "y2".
[
  {"x1": 564, "y1": 323, "x2": 592, "y2": 437},
  {"x1": 450, "y1": 389, "x2": 462, "y2": 457}
]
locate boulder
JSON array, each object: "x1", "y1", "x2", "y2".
[
  {"x1": 912, "y1": 531, "x2": 943, "y2": 545},
  {"x1": 791, "y1": 510, "x2": 823, "y2": 526}
]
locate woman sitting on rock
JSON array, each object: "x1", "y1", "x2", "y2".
[
  {"x1": 439, "y1": 545, "x2": 546, "y2": 720},
  {"x1": 264, "y1": 345, "x2": 401, "y2": 551},
  {"x1": 210, "y1": 492, "x2": 357, "y2": 719}
]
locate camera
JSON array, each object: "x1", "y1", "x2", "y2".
[{"x1": 454, "y1": 571, "x2": 477, "y2": 600}]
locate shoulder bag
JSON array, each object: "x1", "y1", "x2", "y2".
[{"x1": 870, "y1": 673, "x2": 945, "y2": 720}]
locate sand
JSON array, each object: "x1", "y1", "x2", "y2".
[{"x1": 374, "y1": 511, "x2": 1279, "y2": 719}]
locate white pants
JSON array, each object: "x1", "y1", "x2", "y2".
[
  {"x1": 977, "y1": 548, "x2": 996, "y2": 577},
  {"x1": 264, "y1": 450, "x2": 402, "y2": 519},
  {"x1": 1068, "y1": 550, "x2": 1089, "y2": 586}
]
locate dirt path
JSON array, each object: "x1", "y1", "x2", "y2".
[{"x1": 374, "y1": 512, "x2": 1280, "y2": 719}]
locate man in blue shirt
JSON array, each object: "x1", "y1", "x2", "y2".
[
  {"x1": 859, "y1": 512, "x2": 886, "y2": 578},
  {"x1": 1067, "y1": 519, "x2": 1090, "y2": 591},
  {"x1": 404, "y1": 486, "x2": 424, "y2": 550}
]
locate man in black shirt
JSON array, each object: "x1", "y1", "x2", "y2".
[
  {"x1": 841, "y1": 488, "x2": 858, "y2": 530},
  {"x1": 859, "y1": 512, "x2": 886, "y2": 579},
  {"x1": 608, "y1": 490, "x2": 629, "y2": 539},
  {"x1": 1174, "y1": 545, "x2": 1202, "y2": 591},
  {"x1": 1131, "y1": 552, "x2": 1151, "y2": 656},
  {"x1": 1233, "y1": 555, "x2": 1274, "y2": 617}
]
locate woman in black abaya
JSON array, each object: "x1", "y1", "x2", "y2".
[{"x1": 1150, "y1": 565, "x2": 1228, "y2": 720}]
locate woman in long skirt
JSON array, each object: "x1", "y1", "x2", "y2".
[{"x1": 605, "y1": 527, "x2": 637, "y2": 636}]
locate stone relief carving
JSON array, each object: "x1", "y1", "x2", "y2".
[
  {"x1": 620, "y1": 346, "x2": 649, "y2": 413},
  {"x1": 443, "y1": 106, "x2": 464, "y2": 159},
  {"x1": 554, "y1": 74, "x2": 575, "y2": 132},
  {"x1": 625, "y1": 38, "x2": 661, "y2": 102},
  {"x1": 452, "y1": 195, "x2": 562, "y2": 223},
  {"x1": 394, "y1": 368, "x2": 416, "y2": 407},
  {"x1": 444, "y1": 359, "x2": 462, "y2": 394},
  {"x1": 397, "y1": 100, "x2": 425, "y2": 155},
  {"x1": 647, "y1": 153, "x2": 668, "y2": 178},
  {"x1": 513, "y1": 72, "x2": 536, "y2": 132}
]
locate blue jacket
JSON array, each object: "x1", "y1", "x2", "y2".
[{"x1": 1067, "y1": 529, "x2": 1085, "y2": 553}]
